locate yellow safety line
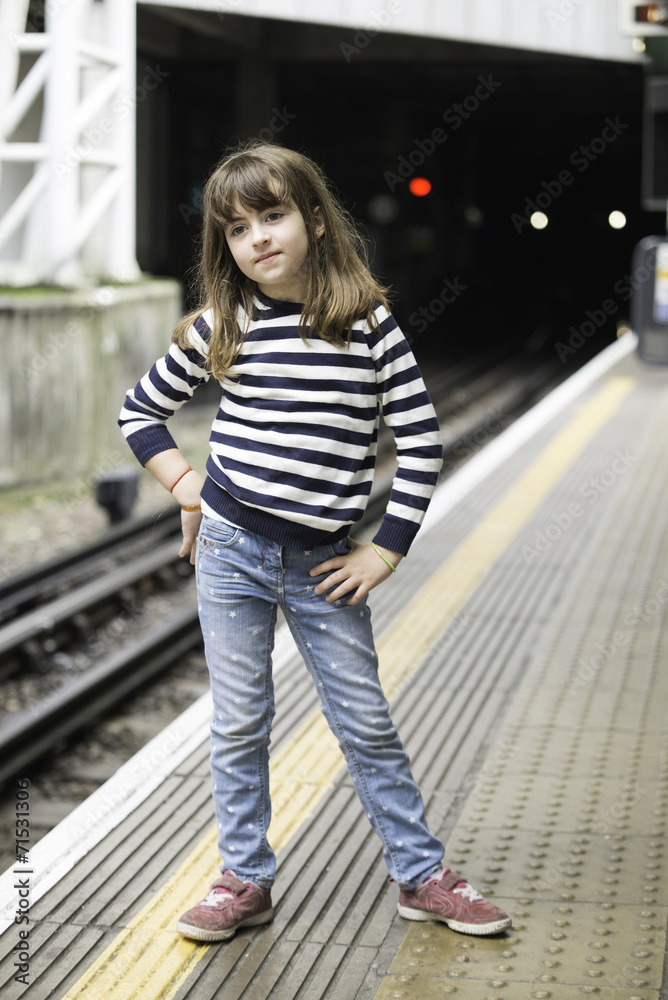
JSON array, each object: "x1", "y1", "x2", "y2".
[{"x1": 60, "y1": 377, "x2": 634, "y2": 999}]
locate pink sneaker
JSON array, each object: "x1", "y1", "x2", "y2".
[
  {"x1": 176, "y1": 870, "x2": 273, "y2": 942},
  {"x1": 397, "y1": 868, "x2": 511, "y2": 936}
]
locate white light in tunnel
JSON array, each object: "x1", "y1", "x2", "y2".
[
  {"x1": 530, "y1": 211, "x2": 548, "y2": 230},
  {"x1": 608, "y1": 210, "x2": 627, "y2": 229}
]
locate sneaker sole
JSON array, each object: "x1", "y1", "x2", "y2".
[
  {"x1": 397, "y1": 903, "x2": 511, "y2": 936},
  {"x1": 175, "y1": 907, "x2": 274, "y2": 942}
]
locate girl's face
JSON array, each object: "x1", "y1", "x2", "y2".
[{"x1": 224, "y1": 199, "x2": 323, "y2": 303}]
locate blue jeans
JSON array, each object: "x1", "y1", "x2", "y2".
[{"x1": 195, "y1": 515, "x2": 444, "y2": 890}]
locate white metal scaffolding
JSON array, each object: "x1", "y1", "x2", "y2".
[{"x1": 0, "y1": 0, "x2": 140, "y2": 286}]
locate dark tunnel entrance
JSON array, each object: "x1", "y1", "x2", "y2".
[{"x1": 136, "y1": 7, "x2": 662, "y2": 371}]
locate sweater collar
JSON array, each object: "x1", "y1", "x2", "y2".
[{"x1": 254, "y1": 287, "x2": 305, "y2": 316}]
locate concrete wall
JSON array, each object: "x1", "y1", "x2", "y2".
[
  {"x1": 0, "y1": 278, "x2": 182, "y2": 487},
  {"x1": 139, "y1": 0, "x2": 641, "y2": 63}
]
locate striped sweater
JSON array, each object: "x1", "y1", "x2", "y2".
[{"x1": 118, "y1": 291, "x2": 443, "y2": 555}]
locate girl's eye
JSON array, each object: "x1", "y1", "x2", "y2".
[
  {"x1": 266, "y1": 211, "x2": 283, "y2": 222},
  {"x1": 229, "y1": 225, "x2": 245, "y2": 237}
]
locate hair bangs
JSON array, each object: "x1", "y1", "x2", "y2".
[{"x1": 214, "y1": 158, "x2": 294, "y2": 226}]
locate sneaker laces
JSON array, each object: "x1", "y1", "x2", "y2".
[
  {"x1": 452, "y1": 882, "x2": 484, "y2": 902},
  {"x1": 425, "y1": 869, "x2": 484, "y2": 902},
  {"x1": 200, "y1": 887, "x2": 234, "y2": 908}
]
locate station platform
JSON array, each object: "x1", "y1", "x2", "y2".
[{"x1": 1, "y1": 332, "x2": 667, "y2": 1000}]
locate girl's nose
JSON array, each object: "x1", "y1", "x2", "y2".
[{"x1": 251, "y1": 224, "x2": 270, "y2": 245}]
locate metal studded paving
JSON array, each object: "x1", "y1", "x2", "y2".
[
  {"x1": 1, "y1": 351, "x2": 667, "y2": 1000},
  {"x1": 375, "y1": 359, "x2": 668, "y2": 998}
]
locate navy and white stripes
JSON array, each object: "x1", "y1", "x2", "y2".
[{"x1": 118, "y1": 293, "x2": 443, "y2": 555}]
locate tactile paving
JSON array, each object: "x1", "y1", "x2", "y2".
[
  {"x1": 381, "y1": 899, "x2": 666, "y2": 994},
  {"x1": 373, "y1": 368, "x2": 668, "y2": 999}
]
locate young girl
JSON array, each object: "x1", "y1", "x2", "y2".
[{"x1": 119, "y1": 141, "x2": 510, "y2": 941}]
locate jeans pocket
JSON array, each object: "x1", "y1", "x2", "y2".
[
  {"x1": 328, "y1": 535, "x2": 351, "y2": 558},
  {"x1": 198, "y1": 516, "x2": 242, "y2": 550}
]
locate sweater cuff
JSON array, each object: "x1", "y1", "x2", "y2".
[
  {"x1": 372, "y1": 514, "x2": 420, "y2": 558},
  {"x1": 124, "y1": 426, "x2": 178, "y2": 466}
]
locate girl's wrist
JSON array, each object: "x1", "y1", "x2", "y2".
[
  {"x1": 172, "y1": 472, "x2": 204, "y2": 508},
  {"x1": 371, "y1": 543, "x2": 403, "y2": 572}
]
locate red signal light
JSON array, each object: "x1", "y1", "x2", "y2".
[{"x1": 409, "y1": 177, "x2": 432, "y2": 197}]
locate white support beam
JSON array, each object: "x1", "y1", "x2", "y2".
[
  {"x1": 74, "y1": 67, "x2": 123, "y2": 135},
  {"x1": 78, "y1": 38, "x2": 125, "y2": 65},
  {"x1": 0, "y1": 1, "x2": 31, "y2": 111},
  {"x1": 74, "y1": 168, "x2": 125, "y2": 253},
  {"x1": 13, "y1": 34, "x2": 50, "y2": 54},
  {"x1": 105, "y1": 0, "x2": 141, "y2": 281},
  {"x1": 40, "y1": 0, "x2": 86, "y2": 284},
  {"x1": 2, "y1": 52, "x2": 50, "y2": 141},
  {"x1": 0, "y1": 0, "x2": 140, "y2": 286},
  {"x1": 0, "y1": 143, "x2": 48, "y2": 162},
  {"x1": 0, "y1": 164, "x2": 49, "y2": 253},
  {"x1": 0, "y1": 0, "x2": 31, "y2": 197},
  {"x1": 79, "y1": 149, "x2": 123, "y2": 167}
]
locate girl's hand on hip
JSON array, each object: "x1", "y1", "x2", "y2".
[
  {"x1": 179, "y1": 510, "x2": 202, "y2": 564},
  {"x1": 310, "y1": 540, "x2": 402, "y2": 605}
]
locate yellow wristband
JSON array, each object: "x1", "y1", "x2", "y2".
[
  {"x1": 181, "y1": 504, "x2": 202, "y2": 512},
  {"x1": 372, "y1": 542, "x2": 397, "y2": 573}
]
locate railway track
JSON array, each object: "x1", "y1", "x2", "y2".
[
  {"x1": 0, "y1": 507, "x2": 181, "y2": 625},
  {"x1": 0, "y1": 348, "x2": 564, "y2": 788},
  {"x1": 0, "y1": 513, "x2": 187, "y2": 678}
]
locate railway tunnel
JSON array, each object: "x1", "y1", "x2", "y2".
[{"x1": 132, "y1": 3, "x2": 661, "y2": 372}]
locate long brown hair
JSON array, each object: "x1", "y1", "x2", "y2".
[{"x1": 172, "y1": 140, "x2": 390, "y2": 380}]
